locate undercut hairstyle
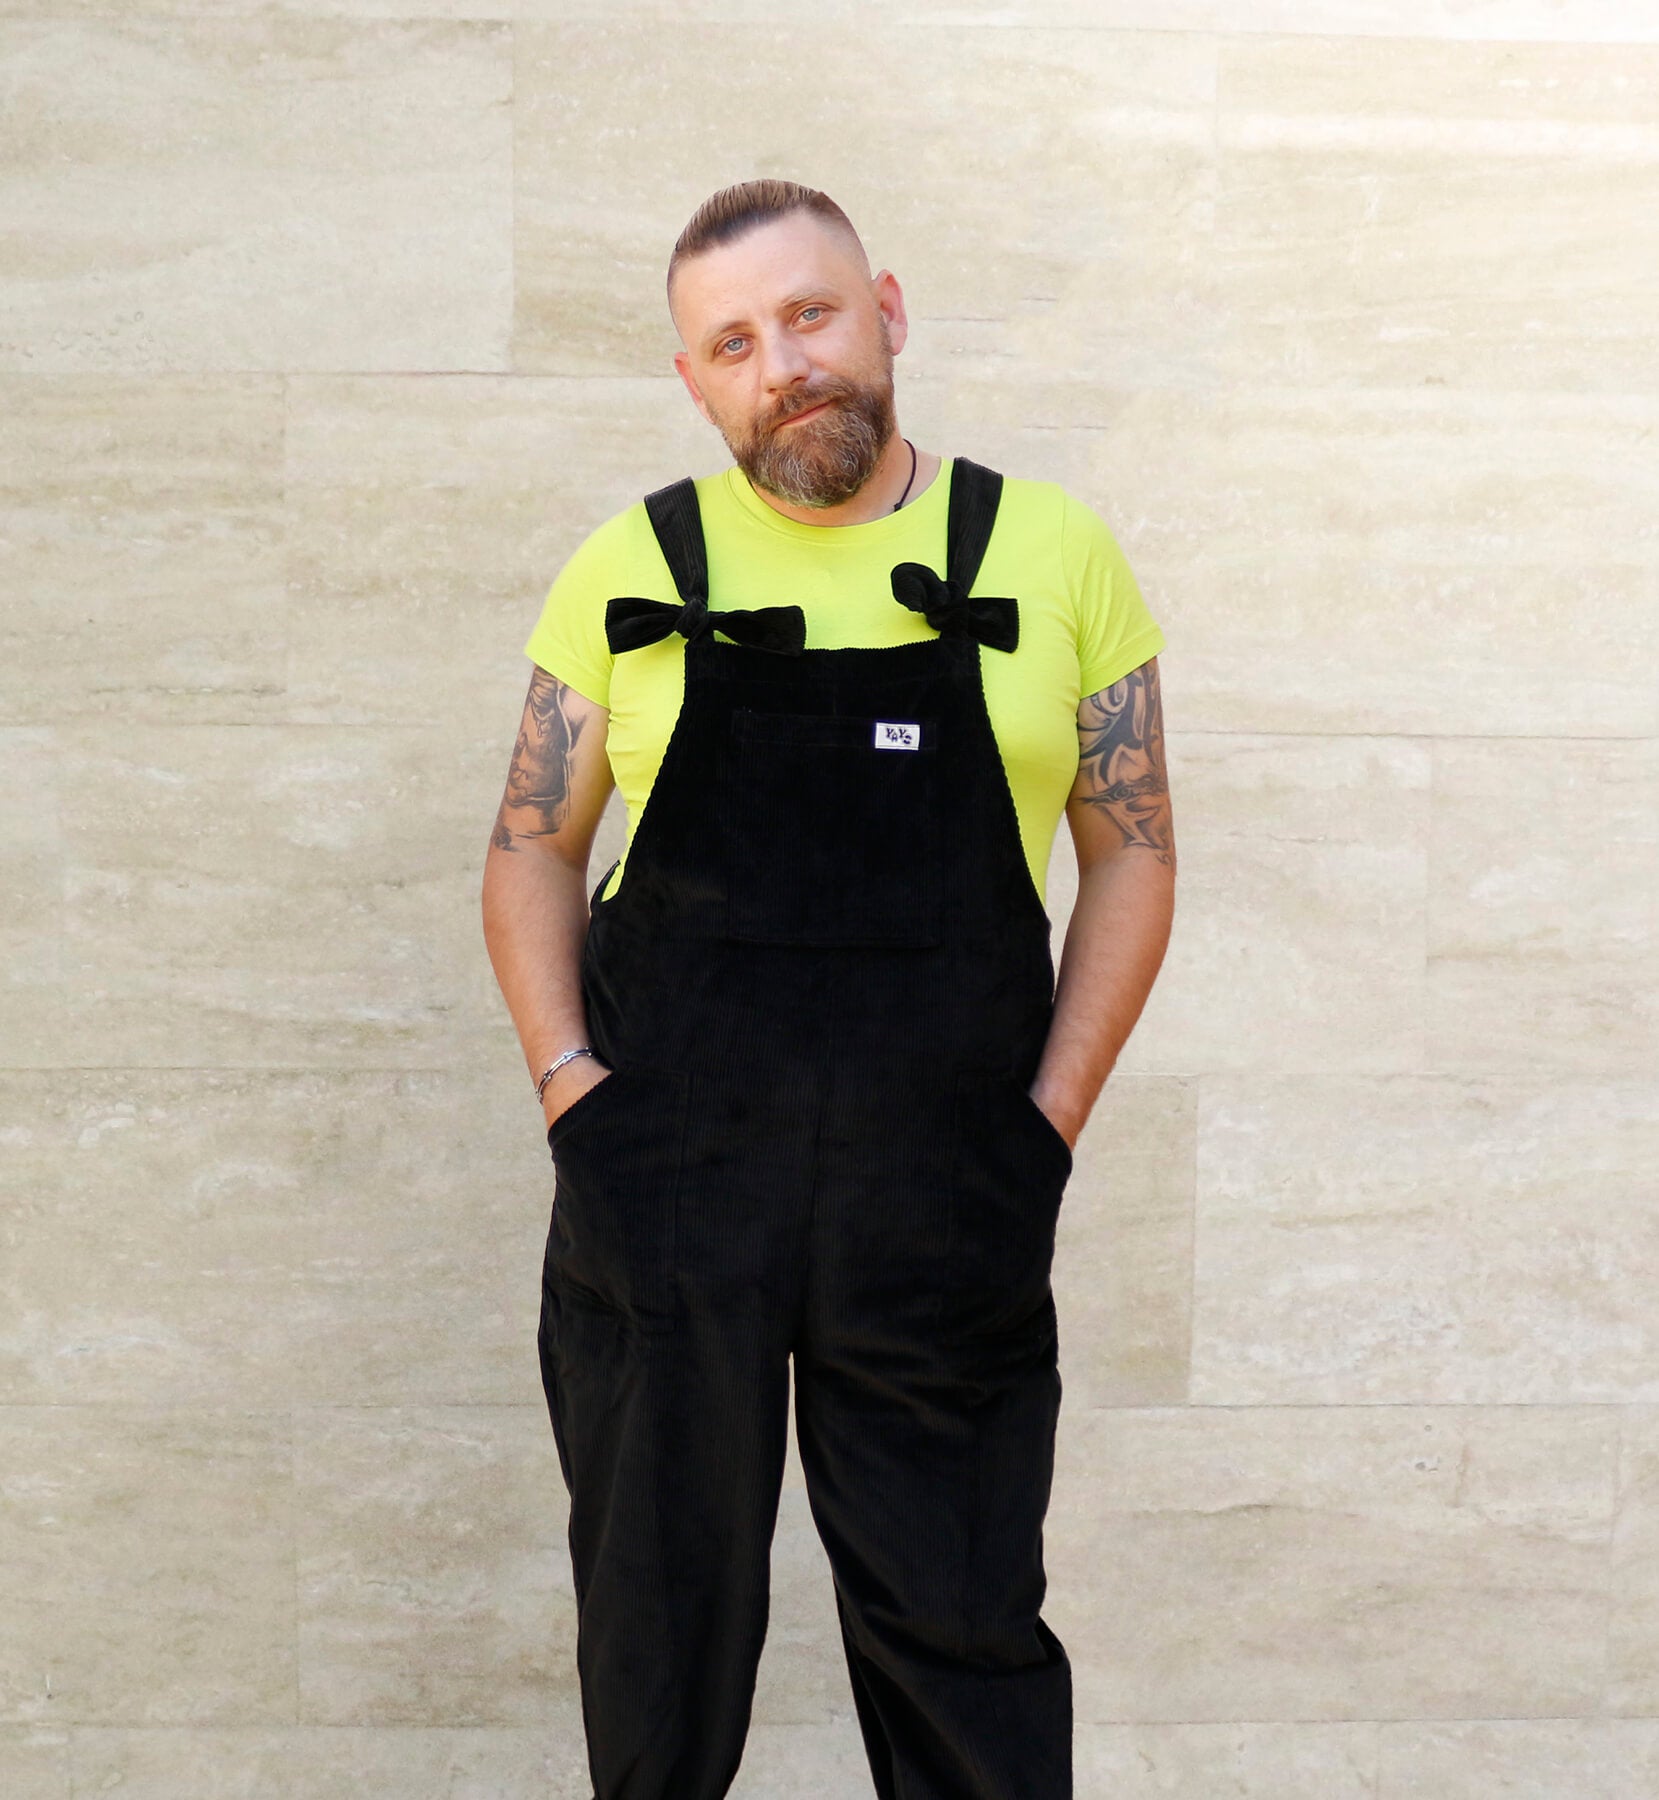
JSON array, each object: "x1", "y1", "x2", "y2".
[{"x1": 666, "y1": 180, "x2": 870, "y2": 328}]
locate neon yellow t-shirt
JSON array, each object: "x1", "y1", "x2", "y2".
[{"x1": 523, "y1": 456, "x2": 1165, "y2": 909}]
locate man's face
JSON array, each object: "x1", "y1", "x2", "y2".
[{"x1": 670, "y1": 213, "x2": 903, "y2": 509}]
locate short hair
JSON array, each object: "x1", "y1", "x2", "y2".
[{"x1": 666, "y1": 180, "x2": 870, "y2": 327}]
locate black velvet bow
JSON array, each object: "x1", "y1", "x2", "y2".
[
  {"x1": 605, "y1": 592, "x2": 806, "y2": 657},
  {"x1": 889, "y1": 562, "x2": 1020, "y2": 653}
]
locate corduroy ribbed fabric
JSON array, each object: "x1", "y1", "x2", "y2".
[{"x1": 538, "y1": 458, "x2": 1075, "y2": 1799}]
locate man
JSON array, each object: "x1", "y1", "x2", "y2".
[{"x1": 480, "y1": 179, "x2": 1175, "y2": 1800}]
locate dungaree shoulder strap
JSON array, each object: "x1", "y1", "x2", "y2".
[
  {"x1": 642, "y1": 476, "x2": 708, "y2": 603},
  {"x1": 618, "y1": 461, "x2": 1010, "y2": 659},
  {"x1": 887, "y1": 455, "x2": 1019, "y2": 654},
  {"x1": 608, "y1": 476, "x2": 806, "y2": 658},
  {"x1": 945, "y1": 456, "x2": 1004, "y2": 595}
]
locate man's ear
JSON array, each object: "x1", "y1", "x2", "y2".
[
  {"x1": 673, "y1": 350, "x2": 713, "y2": 427},
  {"x1": 873, "y1": 271, "x2": 910, "y2": 357}
]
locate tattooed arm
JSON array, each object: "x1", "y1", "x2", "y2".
[
  {"x1": 1069, "y1": 657, "x2": 1175, "y2": 871},
  {"x1": 489, "y1": 667, "x2": 612, "y2": 853},
  {"x1": 1029, "y1": 657, "x2": 1177, "y2": 1147},
  {"x1": 480, "y1": 668, "x2": 618, "y2": 1129}
]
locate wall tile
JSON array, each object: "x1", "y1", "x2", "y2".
[
  {"x1": 0, "y1": 20, "x2": 512, "y2": 373},
  {"x1": 1050, "y1": 1404, "x2": 1615, "y2": 1722},
  {"x1": 0, "y1": 1408, "x2": 296, "y2": 1725}
]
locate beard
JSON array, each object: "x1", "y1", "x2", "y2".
[{"x1": 714, "y1": 326, "x2": 899, "y2": 509}]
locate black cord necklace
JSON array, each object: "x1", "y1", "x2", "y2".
[{"x1": 890, "y1": 438, "x2": 918, "y2": 512}]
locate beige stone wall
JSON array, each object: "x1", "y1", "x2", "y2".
[{"x1": 3, "y1": 4, "x2": 1657, "y2": 1795}]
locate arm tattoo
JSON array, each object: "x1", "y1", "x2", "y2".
[
  {"x1": 1075, "y1": 659, "x2": 1173, "y2": 865},
  {"x1": 491, "y1": 668, "x2": 588, "y2": 851}
]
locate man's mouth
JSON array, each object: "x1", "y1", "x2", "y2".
[{"x1": 780, "y1": 399, "x2": 833, "y2": 427}]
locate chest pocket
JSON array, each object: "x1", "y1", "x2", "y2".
[{"x1": 720, "y1": 707, "x2": 943, "y2": 947}]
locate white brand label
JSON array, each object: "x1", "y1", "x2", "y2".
[{"x1": 873, "y1": 721, "x2": 921, "y2": 750}]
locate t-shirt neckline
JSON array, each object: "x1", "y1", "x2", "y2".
[{"x1": 719, "y1": 455, "x2": 955, "y2": 547}]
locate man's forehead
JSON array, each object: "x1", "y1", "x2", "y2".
[{"x1": 675, "y1": 219, "x2": 866, "y2": 340}]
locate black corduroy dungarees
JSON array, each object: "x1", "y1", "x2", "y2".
[{"x1": 537, "y1": 456, "x2": 1076, "y2": 1800}]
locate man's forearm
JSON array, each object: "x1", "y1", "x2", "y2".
[
  {"x1": 480, "y1": 844, "x2": 595, "y2": 1086},
  {"x1": 1031, "y1": 853, "x2": 1175, "y2": 1147}
]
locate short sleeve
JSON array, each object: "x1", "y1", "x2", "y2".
[
  {"x1": 521, "y1": 510, "x2": 640, "y2": 708},
  {"x1": 1063, "y1": 491, "x2": 1167, "y2": 696}
]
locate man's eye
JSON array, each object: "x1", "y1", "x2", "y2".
[
  {"x1": 799, "y1": 307, "x2": 823, "y2": 323},
  {"x1": 718, "y1": 337, "x2": 744, "y2": 356}
]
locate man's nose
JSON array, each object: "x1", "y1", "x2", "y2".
[{"x1": 755, "y1": 328, "x2": 814, "y2": 393}]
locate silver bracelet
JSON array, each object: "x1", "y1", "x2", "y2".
[{"x1": 535, "y1": 1045, "x2": 596, "y2": 1102}]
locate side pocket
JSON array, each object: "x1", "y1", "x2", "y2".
[
  {"x1": 943, "y1": 1068, "x2": 1071, "y2": 1338},
  {"x1": 545, "y1": 1066, "x2": 689, "y2": 1332},
  {"x1": 546, "y1": 1065, "x2": 622, "y2": 1152},
  {"x1": 1004, "y1": 1074, "x2": 1074, "y2": 1184}
]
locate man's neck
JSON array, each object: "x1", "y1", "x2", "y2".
[{"x1": 744, "y1": 439, "x2": 943, "y2": 528}]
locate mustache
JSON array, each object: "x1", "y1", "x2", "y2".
[{"x1": 771, "y1": 388, "x2": 849, "y2": 428}]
